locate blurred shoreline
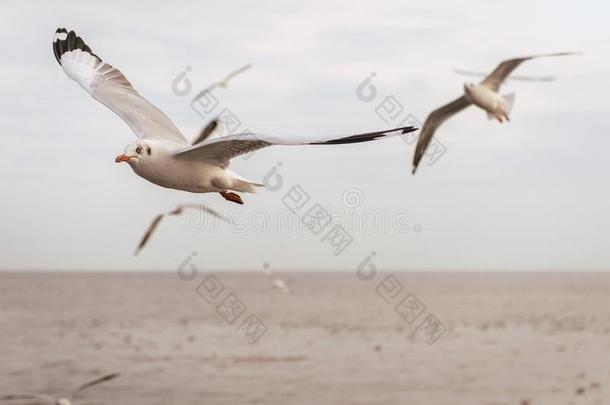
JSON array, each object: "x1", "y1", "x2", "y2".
[{"x1": 1, "y1": 272, "x2": 607, "y2": 404}]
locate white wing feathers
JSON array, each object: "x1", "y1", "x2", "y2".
[
  {"x1": 173, "y1": 126, "x2": 418, "y2": 166},
  {"x1": 53, "y1": 28, "x2": 188, "y2": 145}
]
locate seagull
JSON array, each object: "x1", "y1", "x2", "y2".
[
  {"x1": 0, "y1": 373, "x2": 120, "y2": 405},
  {"x1": 263, "y1": 262, "x2": 293, "y2": 294},
  {"x1": 134, "y1": 70, "x2": 240, "y2": 256},
  {"x1": 53, "y1": 28, "x2": 416, "y2": 205},
  {"x1": 191, "y1": 64, "x2": 252, "y2": 145},
  {"x1": 191, "y1": 63, "x2": 252, "y2": 103},
  {"x1": 135, "y1": 204, "x2": 228, "y2": 255},
  {"x1": 412, "y1": 52, "x2": 579, "y2": 174}
]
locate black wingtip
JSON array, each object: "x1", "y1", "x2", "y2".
[
  {"x1": 310, "y1": 125, "x2": 419, "y2": 145},
  {"x1": 52, "y1": 28, "x2": 101, "y2": 66}
]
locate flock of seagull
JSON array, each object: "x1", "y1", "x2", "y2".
[
  {"x1": 0, "y1": 28, "x2": 579, "y2": 403},
  {"x1": 50, "y1": 28, "x2": 578, "y2": 255}
]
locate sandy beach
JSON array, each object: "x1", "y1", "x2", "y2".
[{"x1": 0, "y1": 272, "x2": 608, "y2": 405}]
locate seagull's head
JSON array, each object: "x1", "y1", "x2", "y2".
[{"x1": 115, "y1": 141, "x2": 153, "y2": 167}]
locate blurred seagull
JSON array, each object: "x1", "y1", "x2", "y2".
[
  {"x1": 263, "y1": 262, "x2": 293, "y2": 294},
  {"x1": 191, "y1": 64, "x2": 252, "y2": 145},
  {"x1": 412, "y1": 52, "x2": 579, "y2": 174},
  {"x1": 53, "y1": 28, "x2": 416, "y2": 205},
  {"x1": 135, "y1": 204, "x2": 228, "y2": 255},
  {"x1": 191, "y1": 64, "x2": 252, "y2": 103},
  {"x1": 0, "y1": 373, "x2": 120, "y2": 405}
]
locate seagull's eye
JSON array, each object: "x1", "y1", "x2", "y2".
[
  {"x1": 135, "y1": 146, "x2": 143, "y2": 154},
  {"x1": 147, "y1": 146, "x2": 152, "y2": 156}
]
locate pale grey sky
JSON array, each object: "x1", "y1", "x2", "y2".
[{"x1": 1, "y1": 0, "x2": 609, "y2": 271}]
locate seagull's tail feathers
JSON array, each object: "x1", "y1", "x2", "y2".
[
  {"x1": 487, "y1": 93, "x2": 515, "y2": 121},
  {"x1": 502, "y1": 93, "x2": 516, "y2": 114},
  {"x1": 228, "y1": 170, "x2": 264, "y2": 193}
]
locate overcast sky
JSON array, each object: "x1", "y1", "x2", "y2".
[{"x1": 1, "y1": 0, "x2": 609, "y2": 271}]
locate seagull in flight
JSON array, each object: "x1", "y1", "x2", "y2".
[
  {"x1": 135, "y1": 203, "x2": 228, "y2": 255},
  {"x1": 412, "y1": 52, "x2": 579, "y2": 174},
  {"x1": 190, "y1": 64, "x2": 251, "y2": 145},
  {"x1": 263, "y1": 262, "x2": 293, "y2": 294},
  {"x1": 53, "y1": 28, "x2": 416, "y2": 204},
  {"x1": 0, "y1": 373, "x2": 120, "y2": 405},
  {"x1": 191, "y1": 63, "x2": 252, "y2": 103}
]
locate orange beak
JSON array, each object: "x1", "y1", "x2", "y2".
[{"x1": 115, "y1": 154, "x2": 132, "y2": 163}]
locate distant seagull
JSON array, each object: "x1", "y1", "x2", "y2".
[
  {"x1": 412, "y1": 52, "x2": 579, "y2": 174},
  {"x1": 191, "y1": 64, "x2": 252, "y2": 145},
  {"x1": 53, "y1": 28, "x2": 416, "y2": 205},
  {"x1": 263, "y1": 262, "x2": 293, "y2": 294},
  {"x1": 191, "y1": 64, "x2": 252, "y2": 104},
  {"x1": 0, "y1": 373, "x2": 120, "y2": 405},
  {"x1": 135, "y1": 204, "x2": 228, "y2": 255}
]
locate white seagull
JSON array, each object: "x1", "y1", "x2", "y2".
[
  {"x1": 412, "y1": 52, "x2": 579, "y2": 174},
  {"x1": 191, "y1": 63, "x2": 252, "y2": 104},
  {"x1": 53, "y1": 28, "x2": 416, "y2": 204},
  {"x1": 263, "y1": 262, "x2": 293, "y2": 294},
  {"x1": 0, "y1": 373, "x2": 120, "y2": 405},
  {"x1": 135, "y1": 203, "x2": 228, "y2": 255},
  {"x1": 191, "y1": 64, "x2": 251, "y2": 145}
]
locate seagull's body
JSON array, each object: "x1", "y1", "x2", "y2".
[
  {"x1": 1, "y1": 373, "x2": 120, "y2": 405},
  {"x1": 412, "y1": 52, "x2": 579, "y2": 174},
  {"x1": 119, "y1": 141, "x2": 250, "y2": 194},
  {"x1": 53, "y1": 28, "x2": 416, "y2": 204},
  {"x1": 463, "y1": 83, "x2": 514, "y2": 122},
  {"x1": 263, "y1": 263, "x2": 293, "y2": 294}
]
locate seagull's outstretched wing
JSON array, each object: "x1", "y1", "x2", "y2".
[
  {"x1": 412, "y1": 96, "x2": 471, "y2": 174},
  {"x1": 70, "y1": 372, "x2": 120, "y2": 399},
  {"x1": 53, "y1": 28, "x2": 188, "y2": 145},
  {"x1": 454, "y1": 68, "x2": 556, "y2": 82},
  {"x1": 135, "y1": 214, "x2": 165, "y2": 256},
  {"x1": 481, "y1": 52, "x2": 579, "y2": 92},
  {"x1": 192, "y1": 119, "x2": 219, "y2": 145},
  {"x1": 0, "y1": 394, "x2": 55, "y2": 403},
  {"x1": 173, "y1": 126, "x2": 417, "y2": 167},
  {"x1": 135, "y1": 204, "x2": 228, "y2": 255}
]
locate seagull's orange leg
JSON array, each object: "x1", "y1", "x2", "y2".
[{"x1": 220, "y1": 191, "x2": 244, "y2": 205}]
